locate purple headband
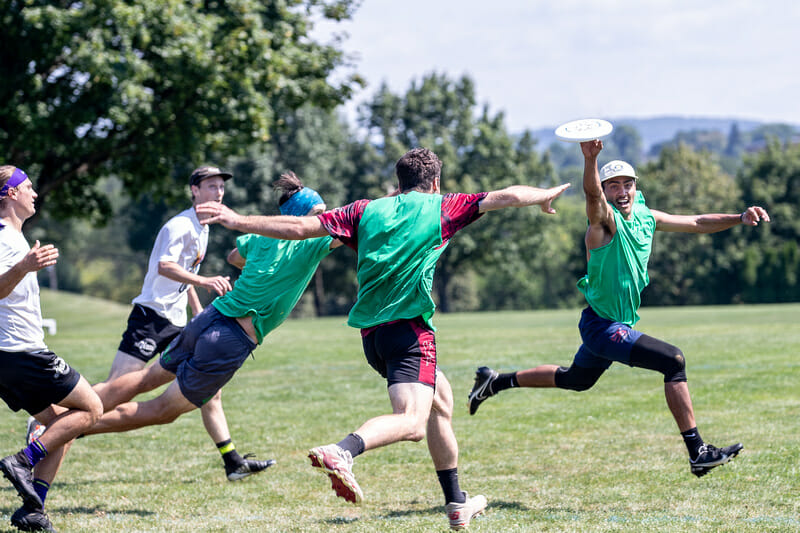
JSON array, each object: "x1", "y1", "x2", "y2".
[{"x1": 1, "y1": 168, "x2": 29, "y2": 198}]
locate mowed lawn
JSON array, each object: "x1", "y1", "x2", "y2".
[{"x1": 1, "y1": 291, "x2": 798, "y2": 532}]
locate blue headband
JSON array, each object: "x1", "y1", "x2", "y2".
[
  {"x1": 0, "y1": 168, "x2": 28, "y2": 198},
  {"x1": 279, "y1": 187, "x2": 324, "y2": 217}
]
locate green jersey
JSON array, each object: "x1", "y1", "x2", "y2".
[
  {"x1": 348, "y1": 192, "x2": 447, "y2": 329},
  {"x1": 212, "y1": 234, "x2": 333, "y2": 343},
  {"x1": 577, "y1": 191, "x2": 655, "y2": 326}
]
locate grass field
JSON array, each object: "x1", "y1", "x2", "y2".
[{"x1": 1, "y1": 291, "x2": 798, "y2": 532}]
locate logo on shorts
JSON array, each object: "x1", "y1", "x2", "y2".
[
  {"x1": 50, "y1": 356, "x2": 70, "y2": 377},
  {"x1": 610, "y1": 327, "x2": 629, "y2": 343},
  {"x1": 135, "y1": 338, "x2": 158, "y2": 357}
]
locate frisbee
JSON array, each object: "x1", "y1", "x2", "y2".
[{"x1": 554, "y1": 118, "x2": 614, "y2": 143}]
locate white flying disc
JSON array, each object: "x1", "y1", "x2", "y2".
[{"x1": 554, "y1": 118, "x2": 614, "y2": 143}]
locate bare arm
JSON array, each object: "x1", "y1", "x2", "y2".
[
  {"x1": 581, "y1": 140, "x2": 614, "y2": 227},
  {"x1": 196, "y1": 202, "x2": 329, "y2": 239},
  {"x1": 653, "y1": 206, "x2": 770, "y2": 233},
  {"x1": 0, "y1": 241, "x2": 58, "y2": 299},
  {"x1": 227, "y1": 248, "x2": 245, "y2": 269},
  {"x1": 478, "y1": 184, "x2": 571, "y2": 213},
  {"x1": 186, "y1": 285, "x2": 202, "y2": 316},
  {"x1": 157, "y1": 261, "x2": 232, "y2": 297}
]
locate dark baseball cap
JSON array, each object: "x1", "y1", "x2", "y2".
[{"x1": 189, "y1": 165, "x2": 233, "y2": 186}]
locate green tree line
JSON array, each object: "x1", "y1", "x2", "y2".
[
  {"x1": 34, "y1": 74, "x2": 800, "y2": 314},
  {"x1": 3, "y1": 3, "x2": 797, "y2": 315}
]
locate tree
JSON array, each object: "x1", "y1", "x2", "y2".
[
  {"x1": 361, "y1": 73, "x2": 572, "y2": 311},
  {"x1": 736, "y1": 140, "x2": 800, "y2": 302},
  {"x1": 636, "y1": 144, "x2": 742, "y2": 305},
  {"x1": 0, "y1": 0, "x2": 362, "y2": 223}
]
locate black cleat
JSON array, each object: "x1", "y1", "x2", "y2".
[
  {"x1": 690, "y1": 443, "x2": 743, "y2": 477},
  {"x1": 11, "y1": 504, "x2": 57, "y2": 532},
  {"x1": 467, "y1": 366, "x2": 499, "y2": 415},
  {"x1": 0, "y1": 452, "x2": 42, "y2": 509},
  {"x1": 226, "y1": 454, "x2": 276, "y2": 481}
]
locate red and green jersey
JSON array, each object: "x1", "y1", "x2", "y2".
[{"x1": 319, "y1": 191, "x2": 487, "y2": 329}]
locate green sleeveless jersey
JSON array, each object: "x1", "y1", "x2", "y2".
[
  {"x1": 212, "y1": 234, "x2": 333, "y2": 343},
  {"x1": 577, "y1": 192, "x2": 655, "y2": 326},
  {"x1": 348, "y1": 192, "x2": 446, "y2": 329}
]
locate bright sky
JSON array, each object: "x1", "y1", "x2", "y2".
[{"x1": 314, "y1": 0, "x2": 800, "y2": 132}]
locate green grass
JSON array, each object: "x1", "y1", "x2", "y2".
[{"x1": 1, "y1": 291, "x2": 798, "y2": 532}]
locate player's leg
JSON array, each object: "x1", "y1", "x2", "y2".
[
  {"x1": 85, "y1": 380, "x2": 197, "y2": 435},
  {"x1": 106, "y1": 350, "x2": 146, "y2": 381},
  {"x1": 201, "y1": 389, "x2": 275, "y2": 481},
  {"x1": 429, "y1": 371, "x2": 487, "y2": 530},
  {"x1": 1, "y1": 352, "x2": 99, "y2": 511},
  {"x1": 93, "y1": 359, "x2": 176, "y2": 412},
  {"x1": 629, "y1": 333, "x2": 743, "y2": 476}
]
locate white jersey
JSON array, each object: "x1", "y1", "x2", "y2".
[
  {"x1": 132, "y1": 207, "x2": 208, "y2": 327},
  {"x1": 0, "y1": 226, "x2": 47, "y2": 352}
]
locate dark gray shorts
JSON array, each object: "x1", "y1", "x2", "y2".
[
  {"x1": 160, "y1": 305, "x2": 256, "y2": 407},
  {"x1": 0, "y1": 349, "x2": 81, "y2": 415}
]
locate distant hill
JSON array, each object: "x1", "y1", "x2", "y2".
[{"x1": 528, "y1": 116, "x2": 791, "y2": 152}]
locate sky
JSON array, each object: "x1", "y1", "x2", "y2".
[{"x1": 313, "y1": 0, "x2": 800, "y2": 133}]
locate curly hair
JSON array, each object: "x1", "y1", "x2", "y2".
[{"x1": 395, "y1": 148, "x2": 442, "y2": 192}]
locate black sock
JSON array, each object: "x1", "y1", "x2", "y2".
[
  {"x1": 491, "y1": 372, "x2": 519, "y2": 394},
  {"x1": 217, "y1": 439, "x2": 243, "y2": 469},
  {"x1": 681, "y1": 427, "x2": 704, "y2": 460},
  {"x1": 336, "y1": 433, "x2": 365, "y2": 458},
  {"x1": 437, "y1": 468, "x2": 465, "y2": 504}
]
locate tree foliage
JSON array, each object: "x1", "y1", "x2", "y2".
[{"x1": 0, "y1": 0, "x2": 361, "y2": 222}]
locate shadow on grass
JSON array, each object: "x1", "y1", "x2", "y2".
[{"x1": 377, "y1": 499, "x2": 532, "y2": 519}]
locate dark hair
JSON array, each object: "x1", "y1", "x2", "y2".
[
  {"x1": 395, "y1": 148, "x2": 442, "y2": 192},
  {"x1": 273, "y1": 171, "x2": 305, "y2": 206}
]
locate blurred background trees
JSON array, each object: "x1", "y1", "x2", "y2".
[{"x1": 2, "y1": 2, "x2": 797, "y2": 315}]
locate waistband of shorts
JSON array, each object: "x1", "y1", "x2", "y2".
[{"x1": 210, "y1": 304, "x2": 257, "y2": 350}]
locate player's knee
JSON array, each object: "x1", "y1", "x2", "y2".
[
  {"x1": 554, "y1": 365, "x2": 602, "y2": 392},
  {"x1": 630, "y1": 336, "x2": 687, "y2": 383},
  {"x1": 662, "y1": 349, "x2": 687, "y2": 383}
]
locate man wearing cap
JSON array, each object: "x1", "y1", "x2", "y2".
[
  {"x1": 85, "y1": 173, "x2": 340, "y2": 467},
  {"x1": 0, "y1": 165, "x2": 103, "y2": 532},
  {"x1": 88, "y1": 165, "x2": 274, "y2": 480},
  {"x1": 468, "y1": 140, "x2": 770, "y2": 478}
]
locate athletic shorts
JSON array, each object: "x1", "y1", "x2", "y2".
[
  {"x1": 160, "y1": 305, "x2": 256, "y2": 408},
  {"x1": 361, "y1": 317, "x2": 437, "y2": 388},
  {"x1": 573, "y1": 306, "x2": 644, "y2": 369},
  {"x1": 118, "y1": 304, "x2": 183, "y2": 363},
  {"x1": 0, "y1": 349, "x2": 81, "y2": 415}
]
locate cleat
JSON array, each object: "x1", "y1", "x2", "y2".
[
  {"x1": 690, "y1": 442, "x2": 743, "y2": 477},
  {"x1": 308, "y1": 444, "x2": 363, "y2": 504},
  {"x1": 467, "y1": 366, "x2": 499, "y2": 415},
  {"x1": 11, "y1": 504, "x2": 57, "y2": 532},
  {"x1": 226, "y1": 453, "x2": 276, "y2": 481},
  {"x1": 0, "y1": 452, "x2": 43, "y2": 509},
  {"x1": 26, "y1": 417, "x2": 46, "y2": 446},
  {"x1": 446, "y1": 492, "x2": 487, "y2": 530}
]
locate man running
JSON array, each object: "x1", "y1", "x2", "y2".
[
  {"x1": 468, "y1": 140, "x2": 769, "y2": 477},
  {"x1": 197, "y1": 148, "x2": 570, "y2": 530}
]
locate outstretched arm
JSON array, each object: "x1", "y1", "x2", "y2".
[
  {"x1": 653, "y1": 205, "x2": 770, "y2": 233},
  {"x1": 196, "y1": 203, "x2": 329, "y2": 239},
  {"x1": 478, "y1": 183, "x2": 571, "y2": 213}
]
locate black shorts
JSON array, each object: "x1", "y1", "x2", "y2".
[
  {"x1": 361, "y1": 317, "x2": 437, "y2": 388},
  {"x1": 118, "y1": 304, "x2": 183, "y2": 363},
  {"x1": 0, "y1": 349, "x2": 82, "y2": 415}
]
